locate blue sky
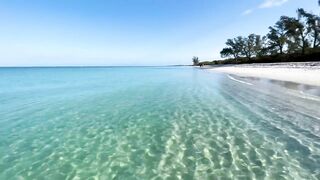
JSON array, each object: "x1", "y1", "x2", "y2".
[{"x1": 0, "y1": 0, "x2": 318, "y2": 66}]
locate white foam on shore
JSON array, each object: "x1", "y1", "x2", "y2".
[{"x1": 227, "y1": 75, "x2": 253, "y2": 86}]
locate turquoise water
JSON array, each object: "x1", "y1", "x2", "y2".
[{"x1": 0, "y1": 67, "x2": 320, "y2": 180}]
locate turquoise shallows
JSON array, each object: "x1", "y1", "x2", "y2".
[{"x1": 0, "y1": 67, "x2": 319, "y2": 179}]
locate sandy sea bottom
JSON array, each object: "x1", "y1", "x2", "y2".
[{"x1": 0, "y1": 67, "x2": 319, "y2": 180}]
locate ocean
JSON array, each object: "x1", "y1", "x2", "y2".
[{"x1": 0, "y1": 67, "x2": 319, "y2": 179}]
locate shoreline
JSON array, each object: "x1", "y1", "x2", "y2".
[{"x1": 206, "y1": 62, "x2": 320, "y2": 87}]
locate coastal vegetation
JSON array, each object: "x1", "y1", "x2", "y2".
[
  {"x1": 192, "y1": 56, "x2": 199, "y2": 66},
  {"x1": 196, "y1": 8, "x2": 320, "y2": 65}
]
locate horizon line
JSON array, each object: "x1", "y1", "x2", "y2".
[{"x1": 0, "y1": 65, "x2": 191, "y2": 68}]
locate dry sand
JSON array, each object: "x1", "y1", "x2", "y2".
[{"x1": 207, "y1": 62, "x2": 320, "y2": 86}]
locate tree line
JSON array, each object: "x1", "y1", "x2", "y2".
[{"x1": 195, "y1": 7, "x2": 320, "y2": 66}]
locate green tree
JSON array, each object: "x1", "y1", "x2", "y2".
[
  {"x1": 192, "y1": 56, "x2": 199, "y2": 66},
  {"x1": 287, "y1": 40, "x2": 301, "y2": 54},
  {"x1": 214, "y1": 6, "x2": 320, "y2": 66},
  {"x1": 225, "y1": 38, "x2": 243, "y2": 59},
  {"x1": 222, "y1": 34, "x2": 266, "y2": 61},
  {"x1": 282, "y1": 15, "x2": 310, "y2": 54},
  {"x1": 252, "y1": 35, "x2": 268, "y2": 57},
  {"x1": 267, "y1": 19, "x2": 287, "y2": 54},
  {"x1": 298, "y1": 8, "x2": 320, "y2": 48},
  {"x1": 220, "y1": 48, "x2": 234, "y2": 58},
  {"x1": 241, "y1": 35, "x2": 253, "y2": 60},
  {"x1": 242, "y1": 34, "x2": 266, "y2": 60}
]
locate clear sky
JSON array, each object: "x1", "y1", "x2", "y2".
[{"x1": 0, "y1": 0, "x2": 318, "y2": 66}]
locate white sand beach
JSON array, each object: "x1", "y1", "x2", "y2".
[{"x1": 207, "y1": 62, "x2": 320, "y2": 87}]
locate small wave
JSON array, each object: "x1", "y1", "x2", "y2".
[
  {"x1": 298, "y1": 91, "x2": 320, "y2": 102},
  {"x1": 227, "y1": 75, "x2": 253, "y2": 86}
]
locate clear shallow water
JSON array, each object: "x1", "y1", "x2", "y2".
[{"x1": 0, "y1": 67, "x2": 320, "y2": 180}]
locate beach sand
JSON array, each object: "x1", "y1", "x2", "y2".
[{"x1": 207, "y1": 62, "x2": 320, "y2": 87}]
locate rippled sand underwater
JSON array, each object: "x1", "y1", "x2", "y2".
[{"x1": 0, "y1": 67, "x2": 320, "y2": 180}]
